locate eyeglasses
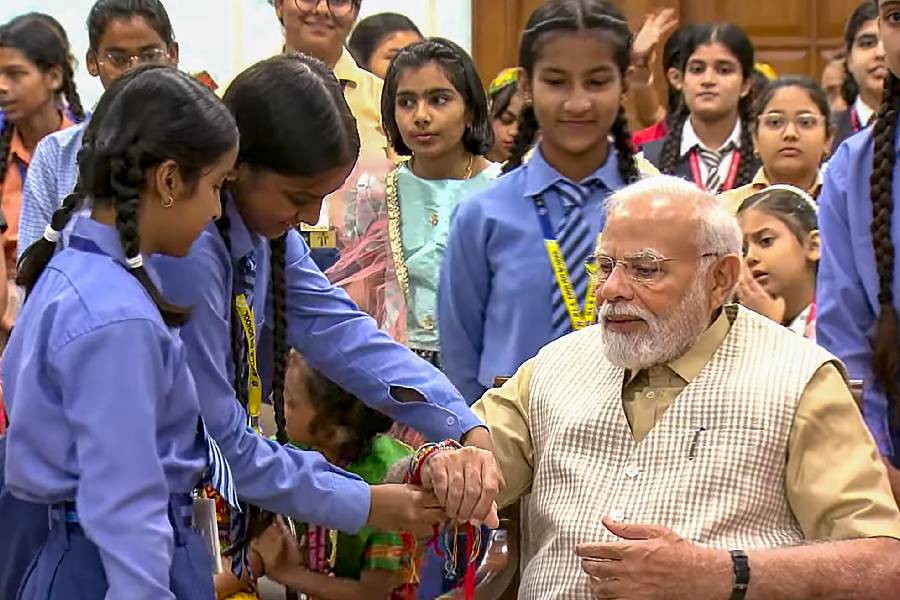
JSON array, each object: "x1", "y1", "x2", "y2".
[
  {"x1": 97, "y1": 47, "x2": 170, "y2": 70},
  {"x1": 586, "y1": 252, "x2": 720, "y2": 285},
  {"x1": 757, "y1": 112, "x2": 827, "y2": 133},
  {"x1": 293, "y1": 0, "x2": 356, "y2": 17}
]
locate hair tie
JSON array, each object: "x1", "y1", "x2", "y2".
[
  {"x1": 43, "y1": 224, "x2": 61, "y2": 243},
  {"x1": 125, "y1": 254, "x2": 144, "y2": 269}
]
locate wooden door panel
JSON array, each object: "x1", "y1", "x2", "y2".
[
  {"x1": 818, "y1": 0, "x2": 872, "y2": 39},
  {"x1": 754, "y1": 48, "x2": 812, "y2": 79}
]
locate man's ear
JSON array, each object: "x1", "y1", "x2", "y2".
[{"x1": 709, "y1": 254, "x2": 741, "y2": 309}]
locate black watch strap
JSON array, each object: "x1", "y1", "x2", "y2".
[{"x1": 729, "y1": 549, "x2": 750, "y2": 600}]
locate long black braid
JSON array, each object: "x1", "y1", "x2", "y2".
[
  {"x1": 659, "y1": 106, "x2": 689, "y2": 175},
  {"x1": 869, "y1": 70, "x2": 900, "y2": 428},
  {"x1": 610, "y1": 105, "x2": 640, "y2": 184},
  {"x1": 16, "y1": 188, "x2": 83, "y2": 292},
  {"x1": 214, "y1": 213, "x2": 248, "y2": 404},
  {"x1": 109, "y1": 147, "x2": 191, "y2": 326},
  {"x1": 269, "y1": 235, "x2": 290, "y2": 445},
  {"x1": 502, "y1": 104, "x2": 539, "y2": 174},
  {"x1": 734, "y1": 93, "x2": 756, "y2": 188}
]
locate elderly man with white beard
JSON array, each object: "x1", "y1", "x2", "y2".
[{"x1": 462, "y1": 176, "x2": 900, "y2": 600}]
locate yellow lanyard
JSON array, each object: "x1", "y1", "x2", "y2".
[
  {"x1": 543, "y1": 239, "x2": 598, "y2": 330},
  {"x1": 535, "y1": 197, "x2": 598, "y2": 331},
  {"x1": 234, "y1": 294, "x2": 262, "y2": 432}
]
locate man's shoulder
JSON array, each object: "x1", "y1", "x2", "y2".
[{"x1": 732, "y1": 306, "x2": 838, "y2": 365}]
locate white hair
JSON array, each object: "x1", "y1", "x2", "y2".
[{"x1": 604, "y1": 175, "x2": 742, "y2": 256}]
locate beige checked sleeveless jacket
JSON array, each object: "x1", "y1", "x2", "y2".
[{"x1": 519, "y1": 306, "x2": 842, "y2": 600}]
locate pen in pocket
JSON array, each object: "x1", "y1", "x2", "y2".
[{"x1": 688, "y1": 426, "x2": 707, "y2": 460}]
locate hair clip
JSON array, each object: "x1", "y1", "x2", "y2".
[
  {"x1": 43, "y1": 224, "x2": 61, "y2": 243},
  {"x1": 488, "y1": 68, "x2": 519, "y2": 96},
  {"x1": 125, "y1": 254, "x2": 144, "y2": 269},
  {"x1": 764, "y1": 184, "x2": 817, "y2": 212}
]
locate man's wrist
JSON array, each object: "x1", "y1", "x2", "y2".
[
  {"x1": 696, "y1": 548, "x2": 734, "y2": 599},
  {"x1": 461, "y1": 426, "x2": 493, "y2": 451}
]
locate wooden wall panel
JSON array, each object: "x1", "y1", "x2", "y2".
[{"x1": 470, "y1": 0, "x2": 865, "y2": 103}]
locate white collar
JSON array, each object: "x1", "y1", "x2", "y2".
[
  {"x1": 680, "y1": 117, "x2": 742, "y2": 157},
  {"x1": 854, "y1": 95, "x2": 876, "y2": 128}
]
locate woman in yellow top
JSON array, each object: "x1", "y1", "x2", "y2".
[{"x1": 719, "y1": 76, "x2": 833, "y2": 214}]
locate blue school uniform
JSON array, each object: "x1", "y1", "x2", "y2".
[
  {"x1": 17, "y1": 121, "x2": 86, "y2": 257},
  {"x1": 438, "y1": 147, "x2": 626, "y2": 403},
  {"x1": 151, "y1": 196, "x2": 484, "y2": 530},
  {"x1": 2, "y1": 217, "x2": 214, "y2": 600},
  {"x1": 817, "y1": 128, "x2": 900, "y2": 465},
  {"x1": 0, "y1": 196, "x2": 487, "y2": 598}
]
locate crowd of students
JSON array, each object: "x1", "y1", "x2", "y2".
[{"x1": 0, "y1": 0, "x2": 899, "y2": 599}]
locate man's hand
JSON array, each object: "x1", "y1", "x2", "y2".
[
  {"x1": 421, "y1": 445, "x2": 502, "y2": 528},
  {"x1": 575, "y1": 517, "x2": 728, "y2": 599}
]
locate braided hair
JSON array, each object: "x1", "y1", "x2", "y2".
[
  {"x1": 16, "y1": 64, "x2": 237, "y2": 327},
  {"x1": 660, "y1": 22, "x2": 757, "y2": 188},
  {"x1": 382, "y1": 38, "x2": 493, "y2": 157},
  {"x1": 505, "y1": 0, "x2": 638, "y2": 182},
  {"x1": 220, "y1": 53, "x2": 360, "y2": 444},
  {"x1": 0, "y1": 13, "x2": 86, "y2": 196},
  {"x1": 869, "y1": 70, "x2": 900, "y2": 427}
]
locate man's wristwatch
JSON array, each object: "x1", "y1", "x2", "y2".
[{"x1": 729, "y1": 549, "x2": 751, "y2": 600}]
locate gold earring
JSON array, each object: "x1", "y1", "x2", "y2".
[{"x1": 161, "y1": 195, "x2": 174, "y2": 208}]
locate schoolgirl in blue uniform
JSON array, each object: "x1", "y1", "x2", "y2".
[
  {"x1": 3, "y1": 65, "x2": 239, "y2": 599},
  {"x1": 149, "y1": 53, "x2": 497, "y2": 542},
  {"x1": 438, "y1": 0, "x2": 643, "y2": 403},
  {"x1": 817, "y1": 0, "x2": 900, "y2": 499}
]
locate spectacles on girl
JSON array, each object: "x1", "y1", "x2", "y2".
[
  {"x1": 293, "y1": 0, "x2": 355, "y2": 17},
  {"x1": 757, "y1": 112, "x2": 826, "y2": 133},
  {"x1": 97, "y1": 47, "x2": 170, "y2": 70},
  {"x1": 586, "y1": 251, "x2": 721, "y2": 285}
]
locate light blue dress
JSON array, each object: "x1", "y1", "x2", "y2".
[{"x1": 396, "y1": 162, "x2": 502, "y2": 353}]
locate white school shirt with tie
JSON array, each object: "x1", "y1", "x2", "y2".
[{"x1": 679, "y1": 117, "x2": 743, "y2": 192}]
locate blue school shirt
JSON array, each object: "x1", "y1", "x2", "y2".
[
  {"x1": 2, "y1": 217, "x2": 207, "y2": 600},
  {"x1": 438, "y1": 147, "x2": 625, "y2": 403},
  {"x1": 17, "y1": 121, "x2": 86, "y2": 258},
  {"x1": 817, "y1": 129, "x2": 900, "y2": 463},
  {"x1": 152, "y1": 199, "x2": 483, "y2": 534}
]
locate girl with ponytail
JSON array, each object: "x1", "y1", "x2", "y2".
[
  {"x1": 0, "y1": 13, "x2": 85, "y2": 265},
  {"x1": 439, "y1": 0, "x2": 648, "y2": 404},
  {"x1": 642, "y1": 22, "x2": 760, "y2": 193},
  {"x1": 818, "y1": 0, "x2": 900, "y2": 505},
  {"x1": 5, "y1": 64, "x2": 239, "y2": 600}
]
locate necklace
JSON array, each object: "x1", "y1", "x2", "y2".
[{"x1": 410, "y1": 153, "x2": 474, "y2": 180}]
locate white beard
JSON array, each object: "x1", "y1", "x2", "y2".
[{"x1": 601, "y1": 276, "x2": 712, "y2": 371}]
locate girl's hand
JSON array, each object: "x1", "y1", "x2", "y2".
[
  {"x1": 736, "y1": 264, "x2": 786, "y2": 323},
  {"x1": 252, "y1": 517, "x2": 302, "y2": 577},
  {"x1": 632, "y1": 8, "x2": 679, "y2": 65}
]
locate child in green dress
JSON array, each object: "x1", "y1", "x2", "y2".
[{"x1": 254, "y1": 352, "x2": 417, "y2": 600}]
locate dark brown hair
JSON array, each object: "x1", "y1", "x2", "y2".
[
  {"x1": 868, "y1": 69, "x2": 900, "y2": 427},
  {"x1": 502, "y1": 0, "x2": 638, "y2": 185}
]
